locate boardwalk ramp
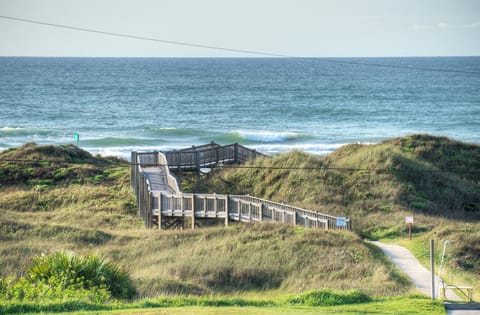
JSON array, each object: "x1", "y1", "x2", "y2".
[{"x1": 131, "y1": 143, "x2": 351, "y2": 231}]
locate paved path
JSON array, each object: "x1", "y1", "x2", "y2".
[
  {"x1": 372, "y1": 242, "x2": 479, "y2": 314},
  {"x1": 370, "y1": 241, "x2": 460, "y2": 301},
  {"x1": 446, "y1": 310, "x2": 480, "y2": 315}
]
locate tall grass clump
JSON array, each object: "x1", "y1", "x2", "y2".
[{"x1": 27, "y1": 252, "x2": 135, "y2": 299}]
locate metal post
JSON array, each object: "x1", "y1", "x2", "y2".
[
  {"x1": 438, "y1": 240, "x2": 450, "y2": 294},
  {"x1": 430, "y1": 239, "x2": 435, "y2": 300}
]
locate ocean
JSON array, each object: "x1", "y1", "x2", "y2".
[{"x1": 1, "y1": 57, "x2": 479, "y2": 160}]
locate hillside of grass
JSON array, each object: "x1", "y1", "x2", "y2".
[
  {"x1": 0, "y1": 142, "x2": 411, "y2": 302},
  {"x1": 1, "y1": 135, "x2": 478, "y2": 311},
  {"x1": 195, "y1": 135, "x2": 479, "y2": 281}
]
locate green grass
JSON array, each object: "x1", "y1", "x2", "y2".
[
  {"x1": 196, "y1": 135, "x2": 479, "y2": 234},
  {"x1": 0, "y1": 136, "x2": 478, "y2": 313},
  {"x1": 0, "y1": 221, "x2": 411, "y2": 298},
  {"x1": 196, "y1": 134, "x2": 479, "y2": 275},
  {"x1": 13, "y1": 296, "x2": 445, "y2": 315}
]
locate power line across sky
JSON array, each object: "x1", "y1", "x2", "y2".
[
  {"x1": 1, "y1": 158, "x2": 479, "y2": 174},
  {"x1": 1, "y1": 15, "x2": 480, "y2": 76}
]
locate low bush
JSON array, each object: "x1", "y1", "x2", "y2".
[{"x1": 27, "y1": 252, "x2": 135, "y2": 299}]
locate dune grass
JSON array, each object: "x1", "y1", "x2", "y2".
[
  {"x1": 0, "y1": 135, "x2": 478, "y2": 313},
  {"x1": 196, "y1": 135, "x2": 479, "y2": 276},
  {"x1": 197, "y1": 135, "x2": 478, "y2": 230},
  {"x1": 1, "y1": 141, "x2": 415, "y2": 300}
]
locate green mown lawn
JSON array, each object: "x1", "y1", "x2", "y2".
[{"x1": 35, "y1": 298, "x2": 445, "y2": 315}]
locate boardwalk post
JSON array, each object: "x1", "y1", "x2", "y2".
[
  {"x1": 225, "y1": 196, "x2": 229, "y2": 227},
  {"x1": 158, "y1": 192, "x2": 162, "y2": 230},
  {"x1": 248, "y1": 202, "x2": 252, "y2": 222},
  {"x1": 131, "y1": 151, "x2": 137, "y2": 189},
  {"x1": 192, "y1": 194, "x2": 196, "y2": 230},
  {"x1": 176, "y1": 149, "x2": 182, "y2": 178},
  {"x1": 234, "y1": 143, "x2": 239, "y2": 163},
  {"x1": 259, "y1": 204, "x2": 263, "y2": 222},
  {"x1": 193, "y1": 146, "x2": 200, "y2": 171},
  {"x1": 180, "y1": 194, "x2": 184, "y2": 217},
  {"x1": 146, "y1": 191, "x2": 152, "y2": 228},
  {"x1": 153, "y1": 150, "x2": 158, "y2": 167},
  {"x1": 204, "y1": 197, "x2": 207, "y2": 217},
  {"x1": 213, "y1": 193, "x2": 217, "y2": 216}
]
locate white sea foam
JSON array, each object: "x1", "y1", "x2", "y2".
[
  {"x1": 85, "y1": 141, "x2": 369, "y2": 160},
  {"x1": 250, "y1": 143, "x2": 346, "y2": 155},
  {"x1": 234, "y1": 130, "x2": 307, "y2": 142},
  {"x1": 0, "y1": 127, "x2": 24, "y2": 131},
  {"x1": 87, "y1": 145, "x2": 186, "y2": 161}
]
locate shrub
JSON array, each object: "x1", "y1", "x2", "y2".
[{"x1": 27, "y1": 252, "x2": 135, "y2": 299}]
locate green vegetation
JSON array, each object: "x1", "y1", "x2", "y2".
[
  {"x1": 1, "y1": 294, "x2": 444, "y2": 315},
  {"x1": 1, "y1": 135, "x2": 479, "y2": 313},
  {"x1": 197, "y1": 134, "x2": 479, "y2": 234},
  {"x1": 27, "y1": 252, "x2": 135, "y2": 299}
]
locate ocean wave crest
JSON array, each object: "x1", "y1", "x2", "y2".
[
  {"x1": 250, "y1": 143, "x2": 346, "y2": 155},
  {"x1": 143, "y1": 127, "x2": 208, "y2": 137},
  {"x1": 232, "y1": 130, "x2": 311, "y2": 143},
  {"x1": 0, "y1": 127, "x2": 55, "y2": 137},
  {"x1": 81, "y1": 137, "x2": 164, "y2": 147}
]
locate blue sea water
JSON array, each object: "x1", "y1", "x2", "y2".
[{"x1": 1, "y1": 57, "x2": 479, "y2": 159}]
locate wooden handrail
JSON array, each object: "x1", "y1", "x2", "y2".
[{"x1": 163, "y1": 142, "x2": 262, "y2": 171}]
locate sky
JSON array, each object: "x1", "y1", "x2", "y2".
[{"x1": 0, "y1": 0, "x2": 479, "y2": 57}]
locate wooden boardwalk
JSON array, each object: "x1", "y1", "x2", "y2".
[
  {"x1": 131, "y1": 143, "x2": 351, "y2": 231},
  {"x1": 141, "y1": 168, "x2": 176, "y2": 193}
]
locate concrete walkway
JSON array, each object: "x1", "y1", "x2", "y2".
[
  {"x1": 371, "y1": 242, "x2": 480, "y2": 314},
  {"x1": 371, "y1": 241, "x2": 460, "y2": 301}
]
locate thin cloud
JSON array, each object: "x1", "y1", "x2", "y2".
[{"x1": 413, "y1": 21, "x2": 480, "y2": 32}]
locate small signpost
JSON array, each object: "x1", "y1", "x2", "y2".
[
  {"x1": 73, "y1": 133, "x2": 80, "y2": 146},
  {"x1": 336, "y1": 217, "x2": 347, "y2": 228},
  {"x1": 405, "y1": 216, "x2": 414, "y2": 240}
]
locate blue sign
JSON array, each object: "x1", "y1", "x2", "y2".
[{"x1": 336, "y1": 217, "x2": 347, "y2": 227}]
